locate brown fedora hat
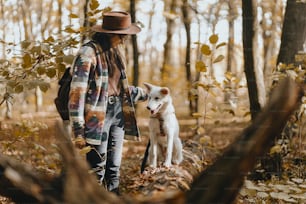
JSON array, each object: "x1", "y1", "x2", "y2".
[{"x1": 91, "y1": 11, "x2": 141, "y2": 35}]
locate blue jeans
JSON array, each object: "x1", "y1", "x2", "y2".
[{"x1": 86, "y1": 97, "x2": 124, "y2": 192}]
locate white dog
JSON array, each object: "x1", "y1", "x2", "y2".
[{"x1": 140, "y1": 83, "x2": 183, "y2": 172}]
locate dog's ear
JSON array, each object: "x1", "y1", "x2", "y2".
[
  {"x1": 160, "y1": 87, "x2": 170, "y2": 96},
  {"x1": 143, "y1": 82, "x2": 152, "y2": 92}
]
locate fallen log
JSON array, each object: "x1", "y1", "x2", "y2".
[{"x1": 0, "y1": 77, "x2": 303, "y2": 204}]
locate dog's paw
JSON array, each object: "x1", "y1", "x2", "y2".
[
  {"x1": 172, "y1": 157, "x2": 183, "y2": 165},
  {"x1": 172, "y1": 160, "x2": 181, "y2": 165},
  {"x1": 149, "y1": 163, "x2": 157, "y2": 168},
  {"x1": 163, "y1": 161, "x2": 171, "y2": 168}
]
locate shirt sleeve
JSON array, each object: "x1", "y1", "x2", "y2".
[
  {"x1": 69, "y1": 46, "x2": 96, "y2": 138},
  {"x1": 129, "y1": 86, "x2": 148, "y2": 104}
]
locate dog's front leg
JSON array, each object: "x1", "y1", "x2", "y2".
[
  {"x1": 148, "y1": 137, "x2": 158, "y2": 168},
  {"x1": 164, "y1": 130, "x2": 174, "y2": 167}
]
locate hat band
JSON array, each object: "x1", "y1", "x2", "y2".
[{"x1": 102, "y1": 24, "x2": 131, "y2": 31}]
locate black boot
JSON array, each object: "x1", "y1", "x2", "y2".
[{"x1": 110, "y1": 187, "x2": 120, "y2": 196}]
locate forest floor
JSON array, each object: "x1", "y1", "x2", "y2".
[{"x1": 0, "y1": 110, "x2": 305, "y2": 203}]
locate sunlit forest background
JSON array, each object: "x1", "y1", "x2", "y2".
[
  {"x1": 0, "y1": 0, "x2": 305, "y2": 203},
  {"x1": 0, "y1": 0, "x2": 267, "y2": 117}
]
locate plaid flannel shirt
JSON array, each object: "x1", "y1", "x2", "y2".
[{"x1": 69, "y1": 42, "x2": 146, "y2": 145}]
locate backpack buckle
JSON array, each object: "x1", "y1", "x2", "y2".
[{"x1": 108, "y1": 96, "x2": 119, "y2": 104}]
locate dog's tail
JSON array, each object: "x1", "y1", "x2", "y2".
[{"x1": 140, "y1": 140, "x2": 150, "y2": 173}]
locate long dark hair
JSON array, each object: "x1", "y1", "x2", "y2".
[
  {"x1": 91, "y1": 32, "x2": 126, "y2": 76},
  {"x1": 91, "y1": 32, "x2": 112, "y2": 51}
]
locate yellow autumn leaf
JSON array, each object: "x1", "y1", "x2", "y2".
[
  {"x1": 225, "y1": 71, "x2": 233, "y2": 80},
  {"x1": 225, "y1": 109, "x2": 235, "y2": 116},
  {"x1": 14, "y1": 84, "x2": 24, "y2": 93},
  {"x1": 64, "y1": 26, "x2": 76, "y2": 34},
  {"x1": 37, "y1": 66, "x2": 46, "y2": 75},
  {"x1": 270, "y1": 145, "x2": 282, "y2": 155},
  {"x1": 39, "y1": 83, "x2": 50, "y2": 92},
  {"x1": 199, "y1": 135, "x2": 212, "y2": 145},
  {"x1": 192, "y1": 112, "x2": 203, "y2": 118},
  {"x1": 89, "y1": 0, "x2": 99, "y2": 11},
  {"x1": 195, "y1": 61, "x2": 207, "y2": 72},
  {"x1": 201, "y1": 44, "x2": 211, "y2": 55},
  {"x1": 209, "y1": 34, "x2": 219, "y2": 44},
  {"x1": 196, "y1": 82, "x2": 207, "y2": 89},
  {"x1": 216, "y1": 42, "x2": 227, "y2": 49},
  {"x1": 79, "y1": 146, "x2": 92, "y2": 156},
  {"x1": 22, "y1": 53, "x2": 32, "y2": 68},
  {"x1": 213, "y1": 55, "x2": 225, "y2": 63},
  {"x1": 44, "y1": 36, "x2": 55, "y2": 43},
  {"x1": 46, "y1": 68, "x2": 57, "y2": 78},
  {"x1": 21, "y1": 40, "x2": 31, "y2": 49},
  {"x1": 63, "y1": 54, "x2": 75, "y2": 65},
  {"x1": 197, "y1": 127, "x2": 205, "y2": 135},
  {"x1": 69, "y1": 13, "x2": 79, "y2": 18}
]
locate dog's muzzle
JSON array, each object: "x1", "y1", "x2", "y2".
[{"x1": 108, "y1": 95, "x2": 120, "y2": 104}]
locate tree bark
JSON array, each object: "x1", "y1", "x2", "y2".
[
  {"x1": 130, "y1": 0, "x2": 140, "y2": 87},
  {"x1": 161, "y1": 0, "x2": 177, "y2": 84},
  {"x1": 277, "y1": 0, "x2": 306, "y2": 64},
  {"x1": 181, "y1": 0, "x2": 195, "y2": 115},
  {"x1": 242, "y1": 0, "x2": 261, "y2": 120}
]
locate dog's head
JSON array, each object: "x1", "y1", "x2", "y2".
[{"x1": 143, "y1": 82, "x2": 170, "y2": 115}]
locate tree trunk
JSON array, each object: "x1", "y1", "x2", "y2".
[
  {"x1": 224, "y1": 0, "x2": 236, "y2": 103},
  {"x1": 81, "y1": 0, "x2": 90, "y2": 43},
  {"x1": 277, "y1": 0, "x2": 306, "y2": 64},
  {"x1": 181, "y1": 0, "x2": 195, "y2": 115},
  {"x1": 262, "y1": 0, "x2": 284, "y2": 91},
  {"x1": 130, "y1": 0, "x2": 140, "y2": 87},
  {"x1": 242, "y1": 0, "x2": 261, "y2": 120},
  {"x1": 161, "y1": 0, "x2": 177, "y2": 85}
]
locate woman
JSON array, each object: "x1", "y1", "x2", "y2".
[{"x1": 69, "y1": 11, "x2": 147, "y2": 195}]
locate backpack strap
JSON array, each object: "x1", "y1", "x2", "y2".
[{"x1": 84, "y1": 40, "x2": 101, "y2": 57}]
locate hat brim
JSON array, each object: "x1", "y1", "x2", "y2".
[{"x1": 91, "y1": 24, "x2": 141, "y2": 35}]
